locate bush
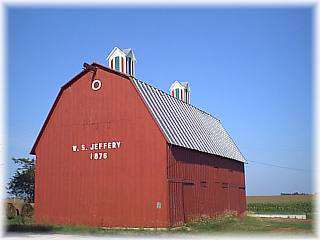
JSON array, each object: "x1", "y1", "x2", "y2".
[
  {"x1": 183, "y1": 212, "x2": 238, "y2": 232},
  {"x1": 6, "y1": 203, "x2": 18, "y2": 219},
  {"x1": 21, "y1": 203, "x2": 34, "y2": 218}
]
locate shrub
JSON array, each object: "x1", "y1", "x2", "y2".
[
  {"x1": 184, "y1": 212, "x2": 238, "y2": 232},
  {"x1": 21, "y1": 203, "x2": 34, "y2": 218},
  {"x1": 6, "y1": 203, "x2": 18, "y2": 219}
]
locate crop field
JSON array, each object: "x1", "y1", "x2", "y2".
[
  {"x1": 247, "y1": 195, "x2": 314, "y2": 215},
  {"x1": 247, "y1": 195, "x2": 314, "y2": 204}
]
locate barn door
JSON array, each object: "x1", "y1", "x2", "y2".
[
  {"x1": 169, "y1": 181, "x2": 184, "y2": 226},
  {"x1": 182, "y1": 182, "x2": 195, "y2": 222},
  {"x1": 221, "y1": 183, "x2": 230, "y2": 212},
  {"x1": 239, "y1": 186, "x2": 246, "y2": 214},
  {"x1": 229, "y1": 185, "x2": 238, "y2": 212}
]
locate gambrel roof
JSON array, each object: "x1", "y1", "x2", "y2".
[
  {"x1": 132, "y1": 78, "x2": 246, "y2": 163},
  {"x1": 31, "y1": 62, "x2": 245, "y2": 163}
]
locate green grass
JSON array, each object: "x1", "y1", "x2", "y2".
[
  {"x1": 6, "y1": 214, "x2": 313, "y2": 235},
  {"x1": 6, "y1": 195, "x2": 314, "y2": 235},
  {"x1": 179, "y1": 214, "x2": 313, "y2": 234}
]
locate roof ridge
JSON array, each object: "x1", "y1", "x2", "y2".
[
  {"x1": 91, "y1": 62, "x2": 219, "y2": 120},
  {"x1": 31, "y1": 62, "x2": 244, "y2": 163},
  {"x1": 132, "y1": 77, "x2": 220, "y2": 121}
]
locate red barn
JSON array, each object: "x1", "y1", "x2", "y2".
[{"x1": 31, "y1": 50, "x2": 246, "y2": 228}]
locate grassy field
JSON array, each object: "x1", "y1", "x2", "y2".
[
  {"x1": 247, "y1": 195, "x2": 314, "y2": 215},
  {"x1": 6, "y1": 214, "x2": 313, "y2": 235}
]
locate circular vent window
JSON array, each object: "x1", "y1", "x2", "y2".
[{"x1": 91, "y1": 79, "x2": 101, "y2": 91}]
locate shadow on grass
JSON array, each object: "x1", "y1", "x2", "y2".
[{"x1": 6, "y1": 224, "x2": 53, "y2": 233}]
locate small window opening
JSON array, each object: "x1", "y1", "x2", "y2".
[{"x1": 115, "y1": 56, "x2": 120, "y2": 71}]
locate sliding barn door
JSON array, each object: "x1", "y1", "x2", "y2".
[{"x1": 182, "y1": 182, "x2": 195, "y2": 222}]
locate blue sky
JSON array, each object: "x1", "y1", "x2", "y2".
[{"x1": 7, "y1": 6, "x2": 313, "y2": 195}]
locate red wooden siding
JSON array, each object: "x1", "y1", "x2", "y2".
[
  {"x1": 32, "y1": 63, "x2": 246, "y2": 228},
  {"x1": 167, "y1": 145, "x2": 246, "y2": 226},
  {"x1": 34, "y1": 68, "x2": 169, "y2": 227}
]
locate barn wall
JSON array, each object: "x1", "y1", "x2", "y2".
[
  {"x1": 34, "y1": 68, "x2": 169, "y2": 227},
  {"x1": 167, "y1": 145, "x2": 246, "y2": 226}
]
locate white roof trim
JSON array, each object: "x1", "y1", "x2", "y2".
[{"x1": 107, "y1": 47, "x2": 136, "y2": 61}]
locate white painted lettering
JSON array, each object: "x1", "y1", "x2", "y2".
[
  {"x1": 72, "y1": 140, "x2": 121, "y2": 160},
  {"x1": 98, "y1": 142, "x2": 103, "y2": 150}
]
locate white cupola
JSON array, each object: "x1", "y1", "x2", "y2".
[
  {"x1": 106, "y1": 47, "x2": 136, "y2": 77},
  {"x1": 169, "y1": 81, "x2": 191, "y2": 104}
]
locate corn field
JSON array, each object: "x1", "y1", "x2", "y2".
[{"x1": 247, "y1": 195, "x2": 313, "y2": 214}]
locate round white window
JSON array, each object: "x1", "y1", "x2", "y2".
[{"x1": 91, "y1": 79, "x2": 101, "y2": 91}]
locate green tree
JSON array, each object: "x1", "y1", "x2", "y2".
[{"x1": 7, "y1": 158, "x2": 35, "y2": 202}]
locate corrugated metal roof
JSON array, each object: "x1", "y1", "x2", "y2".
[{"x1": 132, "y1": 78, "x2": 246, "y2": 163}]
